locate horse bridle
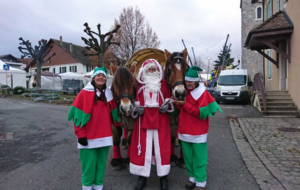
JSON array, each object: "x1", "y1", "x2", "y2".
[
  {"x1": 168, "y1": 53, "x2": 186, "y2": 90},
  {"x1": 116, "y1": 85, "x2": 136, "y2": 105}
]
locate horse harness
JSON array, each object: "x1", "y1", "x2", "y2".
[{"x1": 167, "y1": 52, "x2": 186, "y2": 90}]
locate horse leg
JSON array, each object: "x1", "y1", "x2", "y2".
[
  {"x1": 170, "y1": 125, "x2": 179, "y2": 167},
  {"x1": 121, "y1": 128, "x2": 128, "y2": 149},
  {"x1": 111, "y1": 126, "x2": 124, "y2": 171},
  {"x1": 176, "y1": 140, "x2": 186, "y2": 169},
  {"x1": 123, "y1": 130, "x2": 132, "y2": 169}
]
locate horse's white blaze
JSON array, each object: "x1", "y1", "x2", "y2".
[{"x1": 175, "y1": 63, "x2": 181, "y2": 71}]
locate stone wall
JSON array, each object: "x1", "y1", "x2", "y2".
[{"x1": 241, "y1": 0, "x2": 264, "y2": 80}]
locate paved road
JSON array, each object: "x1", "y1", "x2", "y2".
[{"x1": 0, "y1": 98, "x2": 261, "y2": 190}]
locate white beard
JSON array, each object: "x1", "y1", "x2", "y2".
[{"x1": 142, "y1": 71, "x2": 161, "y2": 93}]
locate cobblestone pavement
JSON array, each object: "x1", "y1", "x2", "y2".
[{"x1": 230, "y1": 118, "x2": 300, "y2": 190}]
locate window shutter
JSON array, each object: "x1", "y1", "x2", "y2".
[
  {"x1": 69, "y1": 66, "x2": 71, "y2": 72},
  {"x1": 270, "y1": 0, "x2": 273, "y2": 17},
  {"x1": 75, "y1": 66, "x2": 77, "y2": 72},
  {"x1": 64, "y1": 67, "x2": 67, "y2": 73},
  {"x1": 53, "y1": 68, "x2": 55, "y2": 74},
  {"x1": 86, "y1": 65, "x2": 89, "y2": 72},
  {"x1": 59, "y1": 67, "x2": 61, "y2": 73}
]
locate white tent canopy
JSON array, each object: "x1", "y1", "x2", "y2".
[
  {"x1": 0, "y1": 60, "x2": 26, "y2": 88},
  {"x1": 57, "y1": 72, "x2": 88, "y2": 86}
]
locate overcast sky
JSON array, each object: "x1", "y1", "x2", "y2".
[{"x1": 0, "y1": 0, "x2": 242, "y2": 67}]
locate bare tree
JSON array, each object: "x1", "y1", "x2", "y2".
[
  {"x1": 18, "y1": 38, "x2": 56, "y2": 88},
  {"x1": 81, "y1": 23, "x2": 121, "y2": 68},
  {"x1": 108, "y1": 6, "x2": 161, "y2": 66}
]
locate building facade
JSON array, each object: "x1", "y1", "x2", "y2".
[
  {"x1": 26, "y1": 37, "x2": 94, "y2": 75},
  {"x1": 245, "y1": 0, "x2": 300, "y2": 110},
  {"x1": 240, "y1": 0, "x2": 264, "y2": 80}
]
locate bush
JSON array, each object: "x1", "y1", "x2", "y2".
[
  {"x1": 13, "y1": 86, "x2": 26, "y2": 95},
  {"x1": 1, "y1": 85, "x2": 10, "y2": 88}
]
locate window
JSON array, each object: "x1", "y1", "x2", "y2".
[
  {"x1": 256, "y1": 7, "x2": 262, "y2": 19},
  {"x1": 60, "y1": 67, "x2": 67, "y2": 73},
  {"x1": 265, "y1": 4, "x2": 268, "y2": 20},
  {"x1": 268, "y1": 50, "x2": 272, "y2": 79},
  {"x1": 53, "y1": 68, "x2": 56, "y2": 74},
  {"x1": 218, "y1": 75, "x2": 247, "y2": 86},
  {"x1": 277, "y1": 0, "x2": 280, "y2": 11},
  {"x1": 86, "y1": 65, "x2": 91, "y2": 72},
  {"x1": 269, "y1": 0, "x2": 273, "y2": 17},
  {"x1": 69, "y1": 66, "x2": 77, "y2": 72}
]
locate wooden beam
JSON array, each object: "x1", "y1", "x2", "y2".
[
  {"x1": 256, "y1": 49, "x2": 278, "y2": 67},
  {"x1": 261, "y1": 40, "x2": 290, "y2": 63}
]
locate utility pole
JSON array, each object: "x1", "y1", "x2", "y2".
[{"x1": 207, "y1": 58, "x2": 211, "y2": 81}]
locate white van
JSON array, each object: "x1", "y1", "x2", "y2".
[{"x1": 214, "y1": 69, "x2": 252, "y2": 103}]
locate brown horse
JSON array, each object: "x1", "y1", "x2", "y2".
[
  {"x1": 110, "y1": 63, "x2": 137, "y2": 170},
  {"x1": 164, "y1": 49, "x2": 189, "y2": 100}
]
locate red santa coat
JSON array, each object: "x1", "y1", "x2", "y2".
[
  {"x1": 130, "y1": 77, "x2": 172, "y2": 177},
  {"x1": 68, "y1": 82, "x2": 120, "y2": 149}
]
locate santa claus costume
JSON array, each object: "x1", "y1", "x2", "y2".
[
  {"x1": 68, "y1": 67, "x2": 120, "y2": 190},
  {"x1": 130, "y1": 59, "x2": 173, "y2": 190},
  {"x1": 176, "y1": 66, "x2": 222, "y2": 190}
]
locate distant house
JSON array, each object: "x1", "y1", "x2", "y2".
[
  {"x1": 25, "y1": 36, "x2": 94, "y2": 74},
  {"x1": 0, "y1": 54, "x2": 26, "y2": 69}
]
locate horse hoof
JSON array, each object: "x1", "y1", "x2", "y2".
[
  {"x1": 110, "y1": 158, "x2": 124, "y2": 171},
  {"x1": 176, "y1": 157, "x2": 186, "y2": 169}
]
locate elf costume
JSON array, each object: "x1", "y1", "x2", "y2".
[
  {"x1": 68, "y1": 67, "x2": 120, "y2": 190},
  {"x1": 177, "y1": 66, "x2": 222, "y2": 189}
]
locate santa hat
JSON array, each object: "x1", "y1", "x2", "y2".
[
  {"x1": 185, "y1": 66, "x2": 203, "y2": 81},
  {"x1": 92, "y1": 67, "x2": 107, "y2": 78},
  {"x1": 137, "y1": 59, "x2": 163, "y2": 84}
]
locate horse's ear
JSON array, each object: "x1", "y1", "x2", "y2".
[
  {"x1": 110, "y1": 62, "x2": 117, "y2": 76},
  {"x1": 182, "y1": 49, "x2": 188, "y2": 62},
  {"x1": 164, "y1": 49, "x2": 171, "y2": 60},
  {"x1": 129, "y1": 64, "x2": 136, "y2": 75}
]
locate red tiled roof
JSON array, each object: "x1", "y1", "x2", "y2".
[{"x1": 20, "y1": 58, "x2": 34, "y2": 66}]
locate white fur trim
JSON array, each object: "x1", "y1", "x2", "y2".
[
  {"x1": 93, "y1": 184, "x2": 103, "y2": 190},
  {"x1": 137, "y1": 59, "x2": 163, "y2": 84},
  {"x1": 189, "y1": 177, "x2": 196, "y2": 183},
  {"x1": 190, "y1": 83, "x2": 205, "y2": 101},
  {"x1": 185, "y1": 76, "x2": 199, "y2": 81},
  {"x1": 83, "y1": 82, "x2": 113, "y2": 102},
  {"x1": 153, "y1": 130, "x2": 171, "y2": 176},
  {"x1": 130, "y1": 129, "x2": 153, "y2": 177},
  {"x1": 77, "y1": 136, "x2": 112, "y2": 149},
  {"x1": 196, "y1": 181, "x2": 207, "y2": 187},
  {"x1": 178, "y1": 133, "x2": 207, "y2": 143},
  {"x1": 82, "y1": 185, "x2": 92, "y2": 190},
  {"x1": 92, "y1": 70, "x2": 107, "y2": 78}
]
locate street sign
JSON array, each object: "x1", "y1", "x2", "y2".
[{"x1": 3, "y1": 64, "x2": 10, "y2": 70}]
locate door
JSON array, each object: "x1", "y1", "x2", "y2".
[{"x1": 279, "y1": 43, "x2": 287, "y2": 90}]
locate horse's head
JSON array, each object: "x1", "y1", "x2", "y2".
[
  {"x1": 110, "y1": 63, "x2": 136, "y2": 117},
  {"x1": 164, "y1": 49, "x2": 189, "y2": 100}
]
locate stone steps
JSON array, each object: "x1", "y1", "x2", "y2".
[{"x1": 258, "y1": 90, "x2": 300, "y2": 118}]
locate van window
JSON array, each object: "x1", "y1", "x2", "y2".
[{"x1": 218, "y1": 75, "x2": 246, "y2": 86}]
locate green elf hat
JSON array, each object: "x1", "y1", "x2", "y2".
[
  {"x1": 185, "y1": 66, "x2": 203, "y2": 81},
  {"x1": 92, "y1": 67, "x2": 107, "y2": 78}
]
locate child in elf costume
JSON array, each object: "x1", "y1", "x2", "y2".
[
  {"x1": 68, "y1": 67, "x2": 120, "y2": 190},
  {"x1": 174, "y1": 66, "x2": 222, "y2": 190}
]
